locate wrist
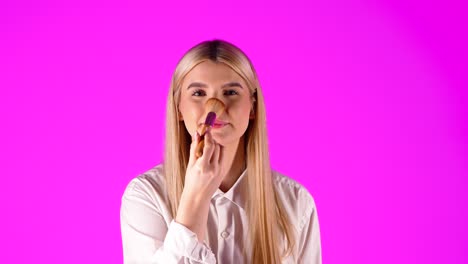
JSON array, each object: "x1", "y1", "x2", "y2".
[
  {"x1": 175, "y1": 191, "x2": 211, "y2": 242},
  {"x1": 180, "y1": 188, "x2": 212, "y2": 206}
]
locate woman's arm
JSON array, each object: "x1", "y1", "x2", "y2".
[
  {"x1": 297, "y1": 193, "x2": 322, "y2": 264},
  {"x1": 175, "y1": 128, "x2": 224, "y2": 242},
  {"x1": 120, "y1": 130, "x2": 222, "y2": 264},
  {"x1": 120, "y1": 180, "x2": 216, "y2": 264}
]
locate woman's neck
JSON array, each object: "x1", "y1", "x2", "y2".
[{"x1": 219, "y1": 136, "x2": 246, "y2": 193}]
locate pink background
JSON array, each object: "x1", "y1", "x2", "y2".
[{"x1": 1, "y1": 0, "x2": 467, "y2": 263}]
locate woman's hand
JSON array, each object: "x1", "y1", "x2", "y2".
[
  {"x1": 175, "y1": 127, "x2": 224, "y2": 242},
  {"x1": 184, "y1": 127, "x2": 224, "y2": 200}
]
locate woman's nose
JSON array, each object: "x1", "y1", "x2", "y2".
[
  {"x1": 206, "y1": 95, "x2": 226, "y2": 108},
  {"x1": 204, "y1": 97, "x2": 226, "y2": 117}
]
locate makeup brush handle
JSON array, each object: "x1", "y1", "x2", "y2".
[
  {"x1": 195, "y1": 139, "x2": 205, "y2": 158},
  {"x1": 198, "y1": 124, "x2": 209, "y2": 136},
  {"x1": 195, "y1": 124, "x2": 210, "y2": 158}
]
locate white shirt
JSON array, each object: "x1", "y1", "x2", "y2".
[{"x1": 120, "y1": 164, "x2": 321, "y2": 264}]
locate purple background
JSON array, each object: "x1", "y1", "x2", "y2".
[{"x1": 1, "y1": 0, "x2": 467, "y2": 263}]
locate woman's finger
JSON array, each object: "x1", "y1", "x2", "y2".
[
  {"x1": 211, "y1": 142, "x2": 220, "y2": 165},
  {"x1": 200, "y1": 128, "x2": 216, "y2": 167},
  {"x1": 188, "y1": 131, "x2": 200, "y2": 166}
]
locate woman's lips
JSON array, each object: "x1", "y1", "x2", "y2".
[
  {"x1": 212, "y1": 123, "x2": 226, "y2": 129},
  {"x1": 199, "y1": 120, "x2": 228, "y2": 129},
  {"x1": 212, "y1": 120, "x2": 228, "y2": 128}
]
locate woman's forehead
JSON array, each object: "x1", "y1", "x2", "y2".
[{"x1": 183, "y1": 61, "x2": 246, "y2": 87}]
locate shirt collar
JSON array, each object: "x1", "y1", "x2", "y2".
[{"x1": 211, "y1": 168, "x2": 248, "y2": 210}]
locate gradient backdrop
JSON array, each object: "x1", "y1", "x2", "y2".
[{"x1": 1, "y1": 0, "x2": 467, "y2": 263}]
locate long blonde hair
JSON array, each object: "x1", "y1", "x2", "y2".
[{"x1": 163, "y1": 40, "x2": 295, "y2": 263}]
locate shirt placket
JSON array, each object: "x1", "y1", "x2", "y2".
[{"x1": 215, "y1": 196, "x2": 234, "y2": 263}]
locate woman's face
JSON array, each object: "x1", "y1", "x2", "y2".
[{"x1": 178, "y1": 60, "x2": 254, "y2": 147}]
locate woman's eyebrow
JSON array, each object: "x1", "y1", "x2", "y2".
[
  {"x1": 187, "y1": 81, "x2": 244, "y2": 89},
  {"x1": 187, "y1": 82, "x2": 208, "y2": 89},
  {"x1": 222, "y1": 82, "x2": 243, "y2": 89}
]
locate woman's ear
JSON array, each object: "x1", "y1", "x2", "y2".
[
  {"x1": 250, "y1": 92, "x2": 256, "y2": 119},
  {"x1": 178, "y1": 111, "x2": 184, "y2": 121}
]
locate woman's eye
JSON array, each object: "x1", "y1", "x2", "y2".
[
  {"x1": 192, "y1": 89, "x2": 206, "y2": 96},
  {"x1": 224, "y1": 90, "x2": 239, "y2": 96}
]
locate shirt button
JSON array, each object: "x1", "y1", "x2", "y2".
[{"x1": 221, "y1": 231, "x2": 229, "y2": 238}]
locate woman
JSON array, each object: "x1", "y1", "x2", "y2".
[{"x1": 120, "y1": 40, "x2": 321, "y2": 263}]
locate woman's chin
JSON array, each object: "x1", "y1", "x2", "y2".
[{"x1": 213, "y1": 135, "x2": 245, "y2": 149}]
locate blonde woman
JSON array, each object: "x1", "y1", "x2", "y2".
[{"x1": 120, "y1": 40, "x2": 322, "y2": 264}]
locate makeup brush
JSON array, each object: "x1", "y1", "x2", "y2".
[{"x1": 195, "y1": 98, "x2": 225, "y2": 158}]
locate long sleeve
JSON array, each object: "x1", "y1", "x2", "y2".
[
  {"x1": 297, "y1": 192, "x2": 322, "y2": 264},
  {"x1": 120, "y1": 178, "x2": 216, "y2": 264}
]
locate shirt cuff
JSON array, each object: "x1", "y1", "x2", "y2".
[{"x1": 164, "y1": 220, "x2": 216, "y2": 263}]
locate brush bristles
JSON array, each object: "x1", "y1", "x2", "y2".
[
  {"x1": 204, "y1": 112, "x2": 216, "y2": 126},
  {"x1": 205, "y1": 98, "x2": 225, "y2": 117}
]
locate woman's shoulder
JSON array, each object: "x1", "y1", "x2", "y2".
[
  {"x1": 271, "y1": 170, "x2": 318, "y2": 231},
  {"x1": 121, "y1": 163, "x2": 167, "y2": 205},
  {"x1": 271, "y1": 170, "x2": 315, "y2": 201},
  {"x1": 121, "y1": 163, "x2": 174, "y2": 225}
]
